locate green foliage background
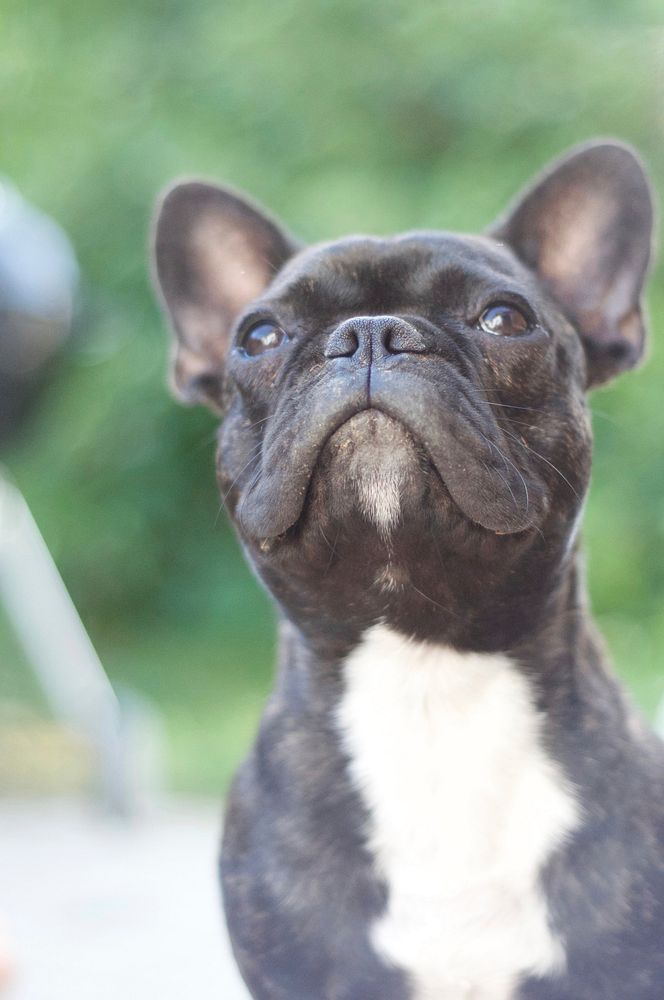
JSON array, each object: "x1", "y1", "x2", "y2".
[{"x1": 1, "y1": 0, "x2": 663, "y2": 792}]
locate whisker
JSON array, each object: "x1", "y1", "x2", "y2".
[
  {"x1": 465, "y1": 385, "x2": 555, "y2": 417},
  {"x1": 319, "y1": 525, "x2": 334, "y2": 552},
  {"x1": 221, "y1": 443, "x2": 263, "y2": 504},
  {"x1": 477, "y1": 430, "x2": 529, "y2": 514},
  {"x1": 481, "y1": 459, "x2": 518, "y2": 514},
  {"x1": 409, "y1": 580, "x2": 462, "y2": 619},
  {"x1": 234, "y1": 464, "x2": 263, "y2": 527},
  {"x1": 214, "y1": 499, "x2": 228, "y2": 528},
  {"x1": 215, "y1": 443, "x2": 263, "y2": 526},
  {"x1": 501, "y1": 428, "x2": 580, "y2": 499},
  {"x1": 324, "y1": 527, "x2": 341, "y2": 576},
  {"x1": 476, "y1": 399, "x2": 550, "y2": 416},
  {"x1": 492, "y1": 416, "x2": 538, "y2": 430},
  {"x1": 245, "y1": 415, "x2": 271, "y2": 432}
]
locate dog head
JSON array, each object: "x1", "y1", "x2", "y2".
[{"x1": 152, "y1": 142, "x2": 654, "y2": 649}]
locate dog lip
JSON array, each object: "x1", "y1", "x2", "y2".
[
  {"x1": 368, "y1": 371, "x2": 548, "y2": 534},
  {"x1": 320, "y1": 404, "x2": 416, "y2": 448},
  {"x1": 317, "y1": 403, "x2": 516, "y2": 529},
  {"x1": 236, "y1": 372, "x2": 548, "y2": 541},
  {"x1": 237, "y1": 374, "x2": 368, "y2": 539},
  {"x1": 239, "y1": 403, "x2": 410, "y2": 541}
]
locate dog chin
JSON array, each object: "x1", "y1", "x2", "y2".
[
  {"x1": 354, "y1": 462, "x2": 405, "y2": 536},
  {"x1": 317, "y1": 409, "x2": 428, "y2": 538}
]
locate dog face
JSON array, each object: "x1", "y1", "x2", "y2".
[{"x1": 153, "y1": 142, "x2": 654, "y2": 649}]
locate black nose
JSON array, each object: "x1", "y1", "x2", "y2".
[{"x1": 324, "y1": 315, "x2": 426, "y2": 360}]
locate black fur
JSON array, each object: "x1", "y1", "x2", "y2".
[{"x1": 152, "y1": 141, "x2": 664, "y2": 999}]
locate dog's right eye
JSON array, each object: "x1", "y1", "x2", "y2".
[{"x1": 239, "y1": 322, "x2": 289, "y2": 357}]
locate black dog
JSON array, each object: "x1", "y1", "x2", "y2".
[{"x1": 152, "y1": 142, "x2": 664, "y2": 1000}]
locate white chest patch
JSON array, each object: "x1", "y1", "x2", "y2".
[{"x1": 336, "y1": 625, "x2": 579, "y2": 1000}]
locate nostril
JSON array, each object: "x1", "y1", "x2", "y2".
[
  {"x1": 325, "y1": 315, "x2": 426, "y2": 360},
  {"x1": 384, "y1": 322, "x2": 427, "y2": 355},
  {"x1": 324, "y1": 324, "x2": 361, "y2": 359}
]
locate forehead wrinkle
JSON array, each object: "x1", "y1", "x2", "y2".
[
  {"x1": 270, "y1": 266, "x2": 362, "y2": 314},
  {"x1": 267, "y1": 231, "x2": 536, "y2": 317}
]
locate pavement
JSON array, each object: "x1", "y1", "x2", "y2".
[{"x1": 0, "y1": 797, "x2": 251, "y2": 1000}]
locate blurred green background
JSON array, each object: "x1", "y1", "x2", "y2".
[{"x1": 1, "y1": 0, "x2": 663, "y2": 794}]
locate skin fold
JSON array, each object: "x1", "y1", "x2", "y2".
[{"x1": 152, "y1": 141, "x2": 664, "y2": 999}]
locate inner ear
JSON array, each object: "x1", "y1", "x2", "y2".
[
  {"x1": 488, "y1": 141, "x2": 656, "y2": 388},
  {"x1": 152, "y1": 181, "x2": 299, "y2": 410}
]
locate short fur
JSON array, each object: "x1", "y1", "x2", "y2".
[
  {"x1": 151, "y1": 141, "x2": 664, "y2": 999},
  {"x1": 337, "y1": 625, "x2": 579, "y2": 1000}
]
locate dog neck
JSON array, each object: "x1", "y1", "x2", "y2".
[
  {"x1": 269, "y1": 549, "x2": 645, "y2": 1000},
  {"x1": 273, "y1": 545, "x2": 641, "y2": 805}
]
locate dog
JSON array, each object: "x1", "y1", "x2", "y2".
[{"x1": 152, "y1": 141, "x2": 664, "y2": 1000}]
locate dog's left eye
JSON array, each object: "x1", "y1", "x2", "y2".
[
  {"x1": 478, "y1": 304, "x2": 531, "y2": 337},
  {"x1": 239, "y1": 322, "x2": 289, "y2": 357}
]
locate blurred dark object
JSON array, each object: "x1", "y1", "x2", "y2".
[{"x1": 0, "y1": 180, "x2": 78, "y2": 444}]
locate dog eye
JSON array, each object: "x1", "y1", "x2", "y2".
[
  {"x1": 478, "y1": 304, "x2": 531, "y2": 337},
  {"x1": 240, "y1": 322, "x2": 289, "y2": 357}
]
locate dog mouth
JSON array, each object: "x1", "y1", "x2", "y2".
[
  {"x1": 312, "y1": 408, "x2": 431, "y2": 535},
  {"x1": 234, "y1": 368, "x2": 548, "y2": 541}
]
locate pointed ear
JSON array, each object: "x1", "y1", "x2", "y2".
[
  {"x1": 151, "y1": 181, "x2": 299, "y2": 409},
  {"x1": 488, "y1": 141, "x2": 656, "y2": 388}
]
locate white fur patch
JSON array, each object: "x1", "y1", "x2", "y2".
[
  {"x1": 337, "y1": 625, "x2": 579, "y2": 1000},
  {"x1": 355, "y1": 465, "x2": 404, "y2": 536}
]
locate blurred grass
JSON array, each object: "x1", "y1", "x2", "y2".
[{"x1": 0, "y1": 0, "x2": 663, "y2": 792}]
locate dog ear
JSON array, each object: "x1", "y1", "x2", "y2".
[
  {"x1": 489, "y1": 141, "x2": 656, "y2": 388},
  {"x1": 152, "y1": 181, "x2": 298, "y2": 410}
]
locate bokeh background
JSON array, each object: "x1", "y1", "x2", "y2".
[{"x1": 1, "y1": 0, "x2": 664, "y2": 796}]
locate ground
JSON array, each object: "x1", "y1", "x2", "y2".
[{"x1": 0, "y1": 797, "x2": 250, "y2": 1000}]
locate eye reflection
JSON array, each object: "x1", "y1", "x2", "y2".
[
  {"x1": 240, "y1": 322, "x2": 289, "y2": 357},
  {"x1": 478, "y1": 304, "x2": 531, "y2": 337}
]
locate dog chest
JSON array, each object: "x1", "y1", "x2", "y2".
[{"x1": 336, "y1": 625, "x2": 579, "y2": 1000}]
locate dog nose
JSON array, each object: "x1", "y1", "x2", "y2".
[{"x1": 324, "y1": 315, "x2": 426, "y2": 360}]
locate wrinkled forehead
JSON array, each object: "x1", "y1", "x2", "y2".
[{"x1": 264, "y1": 232, "x2": 538, "y2": 315}]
